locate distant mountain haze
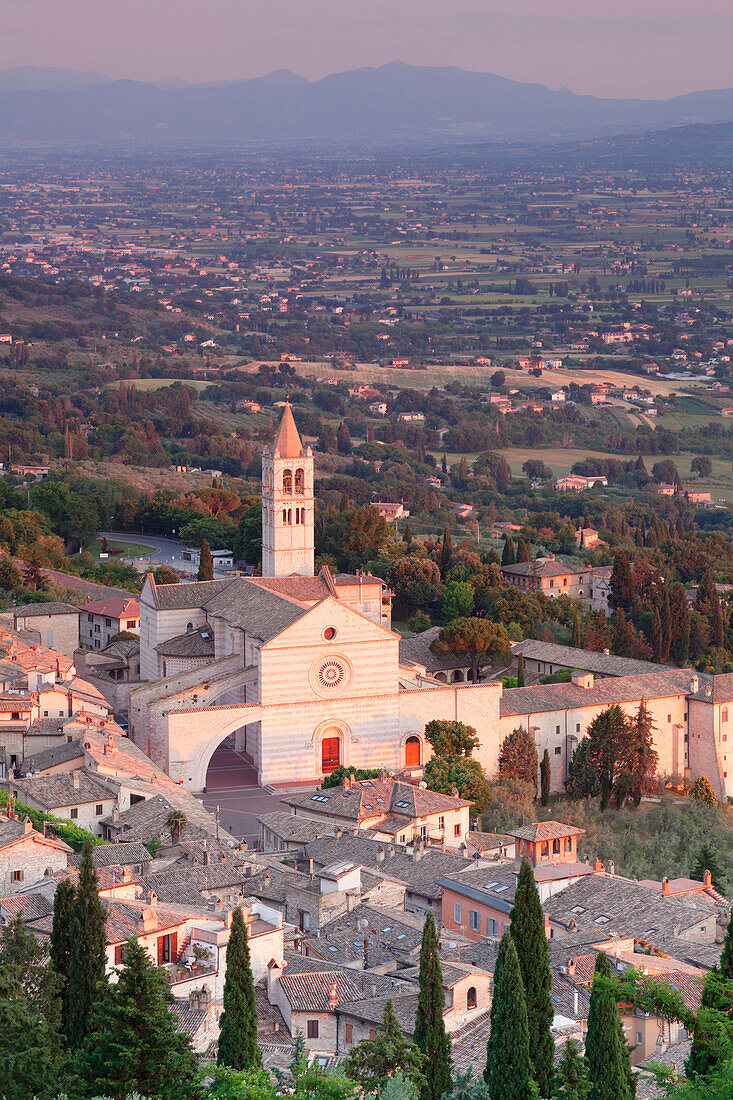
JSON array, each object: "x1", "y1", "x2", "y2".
[{"x1": 3, "y1": 62, "x2": 733, "y2": 147}]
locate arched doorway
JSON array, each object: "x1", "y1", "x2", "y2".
[
  {"x1": 321, "y1": 731, "x2": 341, "y2": 773},
  {"x1": 405, "y1": 736, "x2": 421, "y2": 767}
]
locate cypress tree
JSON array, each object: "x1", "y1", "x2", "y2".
[
  {"x1": 73, "y1": 937, "x2": 202, "y2": 1100},
  {"x1": 585, "y1": 953, "x2": 632, "y2": 1100},
  {"x1": 719, "y1": 905, "x2": 733, "y2": 979},
  {"x1": 483, "y1": 933, "x2": 533, "y2": 1100},
  {"x1": 517, "y1": 539, "x2": 530, "y2": 563},
  {"x1": 414, "y1": 911, "x2": 452, "y2": 1100},
  {"x1": 517, "y1": 653, "x2": 525, "y2": 688},
  {"x1": 440, "y1": 528, "x2": 453, "y2": 576},
  {"x1": 501, "y1": 536, "x2": 516, "y2": 566},
  {"x1": 691, "y1": 844, "x2": 726, "y2": 896},
  {"x1": 572, "y1": 613, "x2": 582, "y2": 650},
  {"x1": 669, "y1": 583, "x2": 690, "y2": 665},
  {"x1": 49, "y1": 878, "x2": 76, "y2": 1027},
  {"x1": 553, "y1": 1040, "x2": 590, "y2": 1100},
  {"x1": 198, "y1": 539, "x2": 214, "y2": 581},
  {"x1": 217, "y1": 908, "x2": 261, "y2": 1070},
  {"x1": 540, "y1": 749, "x2": 551, "y2": 807},
  {"x1": 66, "y1": 838, "x2": 107, "y2": 1047},
  {"x1": 659, "y1": 593, "x2": 671, "y2": 661},
  {"x1": 713, "y1": 599, "x2": 724, "y2": 648},
  {"x1": 509, "y1": 861, "x2": 554, "y2": 1097}
]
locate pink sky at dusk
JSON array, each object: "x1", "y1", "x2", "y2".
[{"x1": 4, "y1": 0, "x2": 733, "y2": 99}]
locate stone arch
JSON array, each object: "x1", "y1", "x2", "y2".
[
  {"x1": 451, "y1": 669, "x2": 464, "y2": 683},
  {"x1": 313, "y1": 718, "x2": 351, "y2": 776},
  {"x1": 404, "y1": 734, "x2": 421, "y2": 768},
  {"x1": 170, "y1": 706, "x2": 263, "y2": 791},
  {"x1": 434, "y1": 672, "x2": 448, "y2": 683},
  {"x1": 283, "y1": 468, "x2": 292, "y2": 493},
  {"x1": 295, "y1": 467, "x2": 305, "y2": 494}
]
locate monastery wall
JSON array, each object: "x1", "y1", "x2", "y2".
[{"x1": 687, "y1": 698, "x2": 728, "y2": 799}]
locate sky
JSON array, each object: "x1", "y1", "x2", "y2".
[{"x1": 4, "y1": 0, "x2": 733, "y2": 99}]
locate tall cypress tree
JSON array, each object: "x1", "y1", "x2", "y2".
[
  {"x1": 540, "y1": 750, "x2": 551, "y2": 807},
  {"x1": 217, "y1": 908, "x2": 261, "y2": 1070},
  {"x1": 553, "y1": 1040, "x2": 590, "y2": 1100},
  {"x1": 198, "y1": 539, "x2": 214, "y2": 581},
  {"x1": 501, "y1": 536, "x2": 516, "y2": 566},
  {"x1": 73, "y1": 937, "x2": 202, "y2": 1100},
  {"x1": 414, "y1": 911, "x2": 452, "y2": 1100},
  {"x1": 517, "y1": 539, "x2": 530, "y2": 564},
  {"x1": 440, "y1": 528, "x2": 453, "y2": 577},
  {"x1": 517, "y1": 653, "x2": 525, "y2": 688},
  {"x1": 509, "y1": 860, "x2": 554, "y2": 1097},
  {"x1": 483, "y1": 933, "x2": 533, "y2": 1100},
  {"x1": 49, "y1": 878, "x2": 76, "y2": 1028},
  {"x1": 572, "y1": 613, "x2": 582, "y2": 650},
  {"x1": 669, "y1": 583, "x2": 690, "y2": 664},
  {"x1": 659, "y1": 592, "x2": 672, "y2": 661},
  {"x1": 585, "y1": 953, "x2": 632, "y2": 1100},
  {"x1": 651, "y1": 606, "x2": 662, "y2": 660},
  {"x1": 66, "y1": 838, "x2": 107, "y2": 1047}
]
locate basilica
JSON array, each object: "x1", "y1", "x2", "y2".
[{"x1": 130, "y1": 406, "x2": 730, "y2": 802}]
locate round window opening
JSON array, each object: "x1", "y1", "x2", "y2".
[
  {"x1": 317, "y1": 658, "x2": 346, "y2": 690},
  {"x1": 323, "y1": 626, "x2": 337, "y2": 641}
]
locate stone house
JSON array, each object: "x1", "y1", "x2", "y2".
[
  {"x1": 13, "y1": 603, "x2": 80, "y2": 656},
  {"x1": 0, "y1": 813, "x2": 71, "y2": 895}
]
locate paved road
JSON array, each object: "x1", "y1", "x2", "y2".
[
  {"x1": 197, "y1": 739, "x2": 313, "y2": 847},
  {"x1": 98, "y1": 531, "x2": 185, "y2": 565}
]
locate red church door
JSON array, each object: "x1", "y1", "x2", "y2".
[
  {"x1": 405, "y1": 737, "x2": 421, "y2": 767},
  {"x1": 321, "y1": 736, "x2": 340, "y2": 773}
]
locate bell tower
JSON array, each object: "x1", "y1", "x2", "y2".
[{"x1": 261, "y1": 404, "x2": 315, "y2": 577}]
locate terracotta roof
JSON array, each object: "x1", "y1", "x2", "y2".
[
  {"x1": 0, "y1": 893, "x2": 54, "y2": 921},
  {"x1": 149, "y1": 578, "x2": 231, "y2": 611},
  {"x1": 502, "y1": 559, "x2": 589, "y2": 579},
  {"x1": 0, "y1": 814, "x2": 72, "y2": 853},
  {"x1": 272, "y1": 403, "x2": 304, "y2": 458},
  {"x1": 14, "y1": 602, "x2": 79, "y2": 618},
  {"x1": 9, "y1": 768, "x2": 115, "y2": 810},
  {"x1": 155, "y1": 628, "x2": 215, "y2": 658},
  {"x1": 511, "y1": 821, "x2": 585, "y2": 843},
  {"x1": 77, "y1": 597, "x2": 139, "y2": 619},
  {"x1": 500, "y1": 670, "x2": 690, "y2": 717},
  {"x1": 284, "y1": 778, "x2": 471, "y2": 822},
  {"x1": 248, "y1": 576, "x2": 331, "y2": 603}
]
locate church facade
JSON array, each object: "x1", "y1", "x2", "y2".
[{"x1": 131, "y1": 406, "x2": 730, "y2": 800}]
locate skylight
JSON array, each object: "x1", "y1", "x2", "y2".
[
  {"x1": 595, "y1": 916, "x2": 611, "y2": 924},
  {"x1": 395, "y1": 800, "x2": 410, "y2": 808},
  {"x1": 310, "y1": 794, "x2": 329, "y2": 803},
  {"x1": 570, "y1": 906, "x2": 586, "y2": 915},
  {"x1": 495, "y1": 885, "x2": 509, "y2": 893},
  {"x1": 483, "y1": 882, "x2": 499, "y2": 890}
]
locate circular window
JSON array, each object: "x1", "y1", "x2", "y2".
[
  {"x1": 310, "y1": 654, "x2": 352, "y2": 697},
  {"x1": 323, "y1": 626, "x2": 337, "y2": 641}
]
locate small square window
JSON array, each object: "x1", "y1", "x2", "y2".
[
  {"x1": 95, "y1": 804, "x2": 104, "y2": 816},
  {"x1": 11, "y1": 869, "x2": 23, "y2": 882},
  {"x1": 554, "y1": 746, "x2": 561, "y2": 755}
]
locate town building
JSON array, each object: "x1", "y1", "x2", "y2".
[
  {"x1": 501, "y1": 558, "x2": 590, "y2": 600},
  {"x1": 79, "y1": 597, "x2": 140, "y2": 650}
]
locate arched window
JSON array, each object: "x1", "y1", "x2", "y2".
[
  {"x1": 186, "y1": 622, "x2": 194, "y2": 633},
  {"x1": 282, "y1": 509, "x2": 288, "y2": 525},
  {"x1": 405, "y1": 736, "x2": 421, "y2": 767},
  {"x1": 283, "y1": 469, "x2": 292, "y2": 493},
  {"x1": 451, "y1": 669, "x2": 463, "y2": 683},
  {"x1": 288, "y1": 509, "x2": 292, "y2": 525},
  {"x1": 467, "y1": 987, "x2": 477, "y2": 1010},
  {"x1": 723, "y1": 708, "x2": 729, "y2": 723},
  {"x1": 295, "y1": 467, "x2": 305, "y2": 494}
]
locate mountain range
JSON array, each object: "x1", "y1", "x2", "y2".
[{"x1": 3, "y1": 62, "x2": 733, "y2": 149}]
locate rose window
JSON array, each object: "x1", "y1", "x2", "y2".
[{"x1": 318, "y1": 659, "x2": 346, "y2": 690}]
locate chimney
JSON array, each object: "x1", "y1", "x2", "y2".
[
  {"x1": 335, "y1": 826, "x2": 342, "y2": 840},
  {"x1": 593, "y1": 858, "x2": 604, "y2": 873},
  {"x1": 141, "y1": 908, "x2": 157, "y2": 932},
  {"x1": 573, "y1": 989, "x2": 579, "y2": 1017},
  {"x1": 662, "y1": 877, "x2": 670, "y2": 896},
  {"x1": 24, "y1": 815, "x2": 33, "y2": 835},
  {"x1": 450, "y1": 786, "x2": 459, "y2": 798},
  {"x1": 703, "y1": 869, "x2": 712, "y2": 888},
  {"x1": 606, "y1": 860, "x2": 615, "y2": 877},
  {"x1": 566, "y1": 957, "x2": 576, "y2": 977},
  {"x1": 544, "y1": 913, "x2": 551, "y2": 938},
  {"x1": 376, "y1": 846, "x2": 385, "y2": 863},
  {"x1": 309, "y1": 857, "x2": 314, "y2": 881},
  {"x1": 571, "y1": 670, "x2": 594, "y2": 690},
  {"x1": 329, "y1": 981, "x2": 339, "y2": 1009},
  {"x1": 72, "y1": 771, "x2": 80, "y2": 789},
  {"x1": 690, "y1": 675, "x2": 699, "y2": 693},
  {"x1": 387, "y1": 844, "x2": 395, "y2": 858}
]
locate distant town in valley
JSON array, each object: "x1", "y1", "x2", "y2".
[{"x1": 3, "y1": 56, "x2": 733, "y2": 1100}]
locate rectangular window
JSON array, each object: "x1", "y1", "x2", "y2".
[
  {"x1": 667, "y1": 714, "x2": 672, "y2": 723},
  {"x1": 554, "y1": 746, "x2": 561, "y2": 755},
  {"x1": 114, "y1": 944, "x2": 127, "y2": 965},
  {"x1": 454, "y1": 823, "x2": 461, "y2": 837},
  {"x1": 576, "y1": 723, "x2": 580, "y2": 733},
  {"x1": 307, "y1": 1020, "x2": 319, "y2": 1039},
  {"x1": 126, "y1": 621, "x2": 136, "y2": 629},
  {"x1": 453, "y1": 902, "x2": 461, "y2": 923},
  {"x1": 469, "y1": 910, "x2": 480, "y2": 931},
  {"x1": 11, "y1": 869, "x2": 23, "y2": 882},
  {"x1": 369, "y1": 1029, "x2": 376, "y2": 1040},
  {"x1": 439, "y1": 816, "x2": 445, "y2": 831},
  {"x1": 345, "y1": 1023, "x2": 353, "y2": 1044},
  {"x1": 95, "y1": 804, "x2": 104, "y2": 816},
  {"x1": 555, "y1": 725, "x2": 560, "y2": 735},
  {"x1": 487, "y1": 917, "x2": 498, "y2": 937},
  {"x1": 70, "y1": 808, "x2": 78, "y2": 819}
]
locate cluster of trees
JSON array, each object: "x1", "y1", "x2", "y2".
[
  {"x1": 422, "y1": 720, "x2": 492, "y2": 814},
  {"x1": 565, "y1": 702, "x2": 658, "y2": 810}
]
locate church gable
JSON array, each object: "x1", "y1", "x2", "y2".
[
  {"x1": 258, "y1": 596, "x2": 399, "y2": 704},
  {"x1": 260, "y1": 595, "x2": 396, "y2": 651}
]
